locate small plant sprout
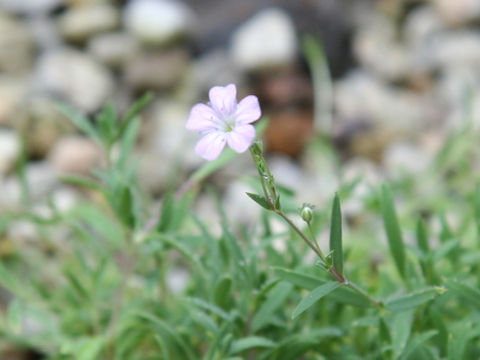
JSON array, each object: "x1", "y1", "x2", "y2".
[{"x1": 186, "y1": 83, "x2": 261, "y2": 160}]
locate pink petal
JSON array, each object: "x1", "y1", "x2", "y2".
[
  {"x1": 186, "y1": 103, "x2": 221, "y2": 132},
  {"x1": 235, "y1": 95, "x2": 261, "y2": 124},
  {"x1": 194, "y1": 131, "x2": 227, "y2": 161},
  {"x1": 209, "y1": 84, "x2": 237, "y2": 115},
  {"x1": 227, "y1": 124, "x2": 255, "y2": 153}
]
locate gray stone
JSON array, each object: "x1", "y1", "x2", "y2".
[
  {"x1": 35, "y1": 48, "x2": 114, "y2": 112},
  {"x1": 334, "y1": 71, "x2": 430, "y2": 133},
  {"x1": 88, "y1": 32, "x2": 140, "y2": 68},
  {"x1": 193, "y1": 49, "x2": 244, "y2": 95},
  {"x1": 58, "y1": 3, "x2": 120, "y2": 43},
  {"x1": 434, "y1": 0, "x2": 480, "y2": 26},
  {"x1": 0, "y1": 162, "x2": 58, "y2": 208},
  {"x1": 124, "y1": 0, "x2": 194, "y2": 46},
  {"x1": 0, "y1": 75, "x2": 31, "y2": 126},
  {"x1": 0, "y1": 0, "x2": 63, "y2": 15},
  {"x1": 223, "y1": 180, "x2": 261, "y2": 225},
  {"x1": 230, "y1": 7, "x2": 297, "y2": 72},
  {"x1": 354, "y1": 15, "x2": 411, "y2": 81},
  {"x1": 422, "y1": 31, "x2": 480, "y2": 70},
  {"x1": 404, "y1": 5, "x2": 444, "y2": 48},
  {"x1": 124, "y1": 49, "x2": 189, "y2": 91},
  {"x1": 0, "y1": 14, "x2": 36, "y2": 74},
  {"x1": 0, "y1": 129, "x2": 20, "y2": 176},
  {"x1": 383, "y1": 142, "x2": 431, "y2": 178}
]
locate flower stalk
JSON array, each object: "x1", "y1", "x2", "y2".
[{"x1": 248, "y1": 141, "x2": 381, "y2": 308}]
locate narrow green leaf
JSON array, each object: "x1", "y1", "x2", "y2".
[
  {"x1": 474, "y1": 185, "x2": 480, "y2": 238},
  {"x1": 59, "y1": 175, "x2": 103, "y2": 191},
  {"x1": 148, "y1": 233, "x2": 205, "y2": 276},
  {"x1": 432, "y1": 239, "x2": 459, "y2": 262},
  {"x1": 329, "y1": 193, "x2": 343, "y2": 274},
  {"x1": 385, "y1": 287, "x2": 445, "y2": 312},
  {"x1": 117, "y1": 186, "x2": 135, "y2": 228},
  {"x1": 246, "y1": 192, "x2": 271, "y2": 210},
  {"x1": 273, "y1": 267, "x2": 323, "y2": 290},
  {"x1": 213, "y1": 275, "x2": 232, "y2": 310},
  {"x1": 302, "y1": 34, "x2": 332, "y2": 133},
  {"x1": 0, "y1": 261, "x2": 18, "y2": 293},
  {"x1": 399, "y1": 330, "x2": 438, "y2": 360},
  {"x1": 416, "y1": 218, "x2": 436, "y2": 284},
  {"x1": 117, "y1": 118, "x2": 141, "y2": 170},
  {"x1": 251, "y1": 282, "x2": 293, "y2": 332},
  {"x1": 381, "y1": 184, "x2": 406, "y2": 279},
  {"x1": 185, "y1": 297, "x2": 231, "y2": 322},
  {"x1": 230, "y1": 336, "x2": 276, "y2": 354},
  {"x1": 6, "y1": 299, "x2": 22, "y2": 334},
  {"x1": 96, "y1": 102, "x2": 117, "y2": 145},
  {"x1": 447, "y1": 279, "x2": 480, "y2": 310},
  {"x1": 189, "y1": 309, "x2": 218, "y2": 335},
  {"x1": 56, "y1": 103, "x2": 101, "y2": 144},
  {"x1": 136, "y1": 311, "x2": 196, "y2": 360},
  {"x1": 119, "y1": 92, "x2": 154, "y2": 134},
  {"x1": 391, "y1": 310, "x2": 414, "y2": 359},
  {"x1": 416, "y1": 218, "x2": 430, "y2": 254},
  {"x1": 157, "y1": 192, "x2": 174, "y2": 232},
  {"x1": 273, "y1": 267, "x2": 374, "y2": 308},
  {"x1": 292, "y1": 281, "x2": 341, "y2": 319},
  {"x1": 448, "y1": 321, "x2": 480, "y2": 360}
]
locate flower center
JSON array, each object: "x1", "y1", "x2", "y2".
[{"x1": 222, "y1": 115, "x2": 236, "y2": 132}]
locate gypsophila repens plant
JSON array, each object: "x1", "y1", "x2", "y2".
[{"x1": 1, "y1": 80, "x2": 480, "y2": 360}]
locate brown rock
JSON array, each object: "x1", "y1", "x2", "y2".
[
  {"x1": 264, "y1": 109, "x2": 313, "y2": 156},
  {"x1": 49, "y1": 136, "x2": 102, "y2": 176}
]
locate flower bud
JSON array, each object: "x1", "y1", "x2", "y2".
[{"x1": 300, "y1": 204, "x2": 314, "y2": 223}]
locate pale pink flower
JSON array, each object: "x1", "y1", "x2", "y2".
[{"x1": 186, "y1": 84, "x2": 261, "y2": 161}]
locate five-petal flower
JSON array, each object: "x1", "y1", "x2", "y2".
[{"x1": 186, "y1": 84, "x2": 261, "y2": 161}]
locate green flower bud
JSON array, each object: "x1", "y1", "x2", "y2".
[{"x1": 300, "y1": 204, "x2": 314, "y2": 223}]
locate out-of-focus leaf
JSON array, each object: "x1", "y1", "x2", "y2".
[
  {"x1": 251, "y1": 281, "x2": 293, "y2": 332},
  {"x1": 57, "y1": 103, "x2": 101, "y2": 144},
  {"x1": 292, "y1": 281, "x2": 340, "y2": 319},
  {"x1": 381, "y1": 184, "x2": 406, "y2": 280},
  {"x1": 136, "y1": 311, "x2": 196, "y2": 360},
  {"x1": 119, "y1": 92, "x2": 154, "y2": 135},
  {"x1": 391, "y1": 310, "x2": 414, "y2": 359},
  {"x1": 302, "y1": 34, "x2": 332, "y2": 133},
  {"x1": 385, "y1": 287, "x2": 445, "y2": 312},
  {"x1": 274, "y1": 267, "x2": 374, "y2": 308},
  {"x1": 447, "y1": 279, "x2": 480, "y2": 310},
  {"x1": 229, "y1": 336, "x2": 276, "y2": 354},
  {"x1": 399, "y1": 330, "x2": 438, "y2": 360},
  {"x1": 213, "y1": 275, "x2": 232, "y2": 310},
  {"x1": 59, "y1": 175, "x2": 103, "y2": 191}
]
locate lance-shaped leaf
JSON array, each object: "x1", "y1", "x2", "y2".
[
  {"x1": 329, "y1": 193, "x2": 343, "y2": 275},
  {"x1": 381, "y1": 184, "x2": 406, "y2": 280},
  {"x1": 246, "y1": 192, "x2": 270, "y2": 210},
  {"x1": 385, "y1": 286, "x2": 446, "y2": 312},
  {"x1": 292, "y1": 281, "x2": 341, "y2": 319}
]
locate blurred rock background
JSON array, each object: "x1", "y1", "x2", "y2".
[{"x1": 0, "y1": 0, "x2": 479, "y2": 219}]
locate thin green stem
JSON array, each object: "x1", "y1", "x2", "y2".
[
  {"x1": 275, "y1": 210, "x2": 326, "y2": 263},
  {"x1": 346, "y1": 280, "x2": 382, "y2": 308}
]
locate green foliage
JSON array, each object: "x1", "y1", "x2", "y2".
[{"x1": 1, "y1": 95, "x2": 480, "y2": 360}]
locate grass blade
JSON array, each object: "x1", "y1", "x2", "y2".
[
  {"x1": 381, "y1": 184, "x2": 406, "y2": 280},
  {"x1": 329, "y1": 193, "x2": 343, "y2": 275}
]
